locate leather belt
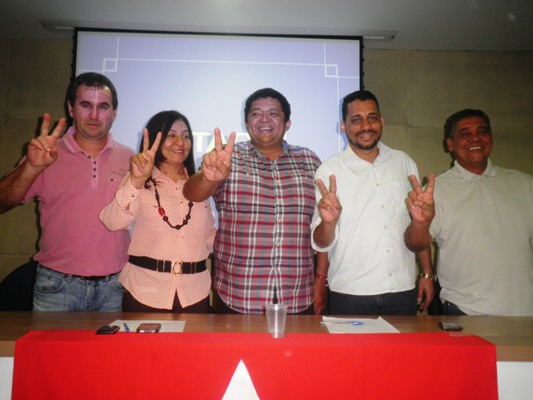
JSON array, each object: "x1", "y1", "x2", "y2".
[
  {"x1": 128, "y1": 256, "x2": 207, "y2": 275},
  {"x1": 77, "y1": 275, "x2": 111, "y2": 281}
]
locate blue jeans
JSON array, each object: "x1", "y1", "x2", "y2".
[
  {"x1": 33, "y1": 265, "x2": 124, "y2": 312},
  {"x1": 329, "y1": 289, "x2": 417, "y2": 315}
]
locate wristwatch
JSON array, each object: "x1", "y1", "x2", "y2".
[{"x1": 418, "y1": 272, "x2": 436, "y2": 281}]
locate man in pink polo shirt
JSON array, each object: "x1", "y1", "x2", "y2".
[{"x1": 0, "y1": 73, "x2": 134, "y2": 311}]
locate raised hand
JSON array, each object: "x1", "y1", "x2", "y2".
[
  {"x1": 201, "y1": 128, "x2": 236, "y2": 183},
  {"x1": 130, "y1": 129, "x2": 162, "y2": 188},
  {"x1": 316, "y1": 175, "x2": 342, "y2": 224},
  {"x1": 406, "y1": 174, "x2": 435, "y2": 224},
  {"x1": 26, "y1": 114, "x2": 66, "y2": 170}
]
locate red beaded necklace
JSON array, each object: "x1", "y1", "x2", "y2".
[{"x1": 149, "y1": 177, "x2": 193, "y2": 230}]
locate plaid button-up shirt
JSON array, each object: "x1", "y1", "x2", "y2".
[{"x1": 213, "y1": 141, "x2": 321, "y2": 314}]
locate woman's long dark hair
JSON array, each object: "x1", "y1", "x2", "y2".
[{"x1": 143, "y1": 110, "x2": 196, "y2": 177}]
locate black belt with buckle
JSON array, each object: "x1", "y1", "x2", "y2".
[{"x1": 128, "y1": 256, "x2": 207, "y2": 275}]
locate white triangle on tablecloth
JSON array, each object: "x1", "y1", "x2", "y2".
[{"x1": 222, "y1": 359, "x2": 260, "y2": 400}]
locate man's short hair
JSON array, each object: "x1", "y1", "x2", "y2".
[
  {"x1": 444, "y1": 109, "x2": 492, "y2": 140},
  {"x1": 66, "y1": 72, "x2": 118, "y2": 110},
  {"x1": 244, "y1": 88, "x2": 291, "y2": 122},
  {"x1": 341, "y1": 90, "x2": 380, "y2": 121}
]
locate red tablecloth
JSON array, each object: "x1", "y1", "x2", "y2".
[{"x1": 13, "y1": 331, "x2": 497, "y2": 400}]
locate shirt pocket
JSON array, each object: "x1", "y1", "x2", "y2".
[{"x1": 390, "y1": 180, "x2": 410, "y2": 214}]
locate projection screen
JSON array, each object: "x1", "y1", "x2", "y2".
[{"x1": 74, "y1": 29, "x2": 363, "y2": 164}]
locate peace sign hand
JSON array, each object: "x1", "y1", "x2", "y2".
[
  {"x1": 130, "y1": 129, "x2": 162, "y2": 189},
  {"x1": 26, "y1": 113, "x2": 66, "y2": 171},
  {"x1": 201, "y1": 128, "x2": 236, "y2": 183},
  {"x1": 406, "y1": 174, "x2": 435, "y2": 224},
  {"x1": 316, "y1": 175, "x2": 342, "y2": 224}
]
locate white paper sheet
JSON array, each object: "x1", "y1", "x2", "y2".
[
  {"x1": 109, "y1": 319, "x2": 186, "y2": 333},
  {"x1": 321, "y1": 316, "x2": 399, "y2": 334}
]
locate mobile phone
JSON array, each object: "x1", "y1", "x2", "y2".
[
  {"x1": 96, "y1": 325, "x2": 120, "y2": 334},
  {"x1": 438, "y1": 321, "x2": 463, "y2": 331},
  {"x1": 136, "y1": 323, "x2": 161, "y2": 333}
]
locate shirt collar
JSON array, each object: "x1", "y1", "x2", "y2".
[
  {"x1": 62, "y1": 126, "x2": 115, "y2": 156},
  {"x1": 342, "y1": 141, "x2": 392, "y2": 164},
  {"x1": 250, "y1": 140, "x2": 289, "y2": 160},
  {"x1": 152, "y1": 166, "x2": 190, "y2": 181},
  {"x1": 152, "y1": 166, "x2": 165, "y2": 180},
  {"x1": 453, "y1": 159, "x2": 496, "y2": 179},
  {"x1": 151, "y1": 167, "x2": 170, "y2": 185}
]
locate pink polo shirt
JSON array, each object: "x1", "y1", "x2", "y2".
[{"x1": 23, "y1": 128, "x2": 134, "y2": 276}]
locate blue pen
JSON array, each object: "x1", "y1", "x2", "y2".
[
  {"x1": 321, "y1": 321, "x2": 364, "y2": 326},
  {"x1": 123, "y1": 322, "x2": 131, "y2": 332}
]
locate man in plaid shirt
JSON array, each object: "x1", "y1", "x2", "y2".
[{"x1": 184, "y1": 88, "x2": 321, "y2": 314}]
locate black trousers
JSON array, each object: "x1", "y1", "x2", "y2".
[
  {"x1": 329, "y1": 289, "x2": 418, "y2": 315},
  {"x1": 122, "y1": 290, "x2": 210, "y2": 313}
]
